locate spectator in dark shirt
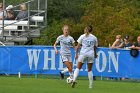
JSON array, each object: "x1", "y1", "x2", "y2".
[
  {"x1": 129, "y1": 36, "x2": 140, "y2": 50},
  {"x1": 123, "y1": 35, "x2": 132, "y2": 49},
  {"x1": 15, "y1": 4, "x2": 28, "y2": 20}
]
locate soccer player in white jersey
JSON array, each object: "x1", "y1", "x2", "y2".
[
  {"x1": 71, "y1": 25, "x2": 98, "y2": 88},
  {"x1": 54, "y1": 25, "x2": 75, "y2": 79}
]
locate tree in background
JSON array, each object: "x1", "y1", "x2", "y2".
[{"x1": 33, "y1": 0, "x2": 140, "y2": 46}]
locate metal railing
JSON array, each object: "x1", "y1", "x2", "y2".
[{"x1": 0, "y1": 0, "x2": 47, "y2": 45}]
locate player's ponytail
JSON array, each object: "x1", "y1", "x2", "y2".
[
  {"x1": 85, "y1": 25, "x2": 93, "y2": 36},
  {"x1": 88, "y1": 25, "x2": 93, "y2": 32},
  {"x1": 84, "y1": 27, "x2": 89, "y2": 36}
]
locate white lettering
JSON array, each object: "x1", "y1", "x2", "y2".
[
  {"x1": 96, "y1": 51, "x2": 107, "y2": 72},
  {"x1": 27, "y1": 49, "x2": 41, "y2": 70},
  {"x1": 108, "y1": 52, "x2": 119, "y2": 73},
  {"x1": 43, "y1": 49, "x2": 56, "y2": 70}
]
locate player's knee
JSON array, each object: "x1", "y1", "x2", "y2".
[
  {"x1": 68, "y1": 66, "x2": 72, "y2": 72},
  {"x1": 88, "y1": 69, "x2": 92, "y2": 72},
  {"x1": 77, "y1": 66, "x2": 82, "y2": 70}
]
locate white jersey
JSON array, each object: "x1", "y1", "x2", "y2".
[
  {"x1": 77, "y1": 34, "x2": 98, "y2": 55},
  {"x1": 56, "y1": 35, "x2": 75, "y2": 55}
]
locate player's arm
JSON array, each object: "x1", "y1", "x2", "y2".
[
  {"x1": 75, "y1": 43, "x2": 80, "y2": 59},
  {"x1": 72, "y1": 43, "x2": 76, "y2": 49},
  {"x1": 94, "y1": 38, "x2": 98, "y2": 58},
  {"x1": 75, "y1": 43, "x2": 80, "y2": 53},
  {"x1": 54, "y1": 36, "x2": 60, "y2": 54},
  {"x1": 94, "y1": 46, "x2": 98, "y2": 58},
  {"x1": 53, "y1": 41, "x2": 58, "y2": 54},
  {"x1": 75, "y1": 35, "x2": 82, "y2": 59},
  {"x1": 71, "y1": 37, "x2": 76, "y2": 49}
]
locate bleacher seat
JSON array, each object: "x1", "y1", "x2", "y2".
[{"x1": 30, "y1": 16, "x2": 44, "y2": 22}]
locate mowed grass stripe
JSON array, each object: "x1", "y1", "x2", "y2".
[{"x1": 0, "y1": 77, "x2": 140, "y2": 93}]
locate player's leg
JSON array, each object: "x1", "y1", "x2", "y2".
[
  {"x1": 60, "y1": 55, "x2": 69, "y2": 79},
  {"x1": 71, "y1": 62, "x2": 83, "y2": 88},
  {"x1": 64, "y1": 61, "x2": 73, "y2": 78},
  {"x1": 87, "y1": 57, "x2": 94, "y2": 88},
  {"x1": 87, "y1": 63, "x2": 93, "y2": 88},
  {"x1": 60, "y1": 55, "x2": 73, "y2": 79},
  {"x1": 60, "y1": 67, "x2": 68, "y2": 79},
  {"x1": 73, "y1": 62, "x2": 83, "y2": 81},
  {"x1": 67, "y1": 55, "x2": 73, "y2": 78},
  {"x1": 60, "y1": 68, "x2": 69, "y2": 74},
  {"x1": 68, "y1": 62, "x2": 73, "y2": 78},
  {"x1": 71, "y1": 55, "x2": 84, "y2": 88}
]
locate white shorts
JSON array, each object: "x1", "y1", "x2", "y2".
[
  {"x1": 60, "y1": 55, "x2": 72, "y2": 63},
  {"x1": 78, "y1": 52, "x2": 94, "y2": 63}
]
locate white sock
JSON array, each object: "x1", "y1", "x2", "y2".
[
  {"x1": 61, "y1": 68, "x2": 69, "y2": 74},
  {"x1": 73, "y1": 68, "x2": 80, "y2": 82},
  {"x1": 88, "y1": 71, "x2": 93, "y2": 87},
  {"x1": 69, "y1": 72, "x2": 73, "y2": 78}
]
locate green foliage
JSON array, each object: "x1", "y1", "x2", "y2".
[
  {"x1": 33, "y1": 20, "x2": 63, "y2": 45},
  {"x1": 4, "y1": 0, "x2": 29, "y2": 5},
  {"x1": 35, "y1": 0, "x2": 140, "y2": 46},
  {"x1": 47, "y1": 0, "x2": 85, "y2": 24},
  {"x1": 3, "y1": 0, "x2": 140, "y2": 46}
]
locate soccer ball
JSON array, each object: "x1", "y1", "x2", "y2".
[{"x1": 66, "y1": 77, "x2": 73, "y2": 84}]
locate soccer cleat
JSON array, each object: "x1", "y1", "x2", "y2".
[
  {"x1": 71, "y1": 81, "x2": 77, "y2": 88},
  {"x1": 89, "y1": 84, "x2": 93, "y2": 89},
  {"x1": 59, "y1": 72, "x2": 64, "y2": 79},
  {"x1": 89, "y1": 86, "x2": 93, "y2": 89}
]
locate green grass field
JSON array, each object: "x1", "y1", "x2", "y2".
[{"x1": 0, "y1": 76, "x2": 140, "y2": 93}]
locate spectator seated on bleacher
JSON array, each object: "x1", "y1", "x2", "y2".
[
  {"x1": 5, "y1": 5, "x2": 15, "y2": 20},
  {"x1": 0, "y1": 3, "x2": 3, "y2": 20},
  {"x1": 0, "y1": 2, "x2": 6, "y2": 20},
  {"x1": 15, "y1": 4, "x2": 28, "y2": 20}
]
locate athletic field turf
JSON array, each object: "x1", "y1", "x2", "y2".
[{"x1": 0, "y1": 77, "x2": 140, "y2": 93}]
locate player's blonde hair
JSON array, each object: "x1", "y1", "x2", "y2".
[{"x1": 62, "y1": 25, "x2": 69, "y2": 30}]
